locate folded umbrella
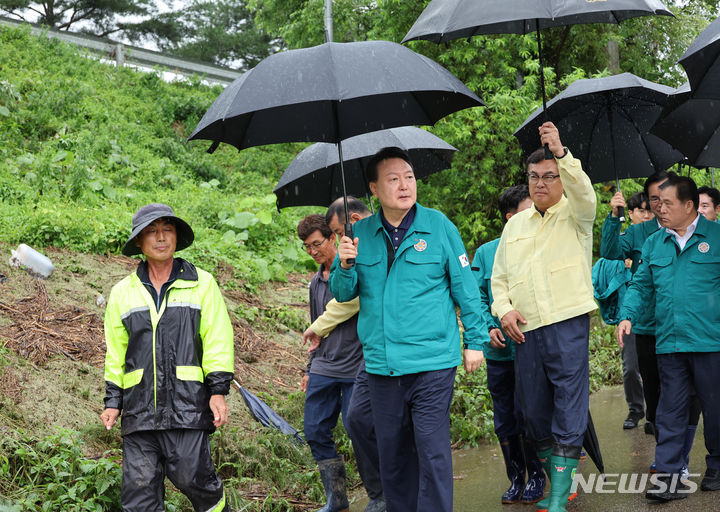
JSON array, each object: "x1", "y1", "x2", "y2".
[
  {"x1": 234, "y1": 380, "x2": 305, "y2": 444},
  {"x1": 273, "y1": 127, "x2": 457, "y2": 209}
]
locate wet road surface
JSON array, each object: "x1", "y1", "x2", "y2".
[{"x1": 351, "y1": 386, "x2": 718, "y2": 511}]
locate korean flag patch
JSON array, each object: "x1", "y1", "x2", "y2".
[{"x1": 459, "y1": 253, "x2": 469, "y2": 268}]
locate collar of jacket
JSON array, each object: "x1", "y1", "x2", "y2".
[
  {"x1": 530, "y1": 195, "x2": 568, "y2": 218},
  {"x1": 134, "y1": 257, "x2": 199, "y2": 288},
  {"x1": 660, "y1": 213, "x2": 708, "y2": 247},
  {"x1": 368, "y1": 203, "x2": 432, "y2": 237}
]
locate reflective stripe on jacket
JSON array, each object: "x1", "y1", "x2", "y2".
[{"x1": 103, "y1": 259, "x2": 234, "y2": 435}]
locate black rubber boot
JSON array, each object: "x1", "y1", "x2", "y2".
[
  {"x1": 499, "y1": 435, "x2": 526, "y2": 504},
  {"x1": 316, "y1": 457, "x2": 349, "y2": 512},
  {"x1": 521, "y1": 438, "x2": 546, "y2": 503}
]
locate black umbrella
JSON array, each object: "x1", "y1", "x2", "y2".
[
  {"x1": 679, "y1": 15, "x2": 720, "y2": 99},
  {"x1": 584, "y1": 411, "x2": 605, "y2": 474},
  {"x1": 234, "y1": 380, "x2": 305, "y2": 444},
  {"x1": 189, "y1": 40, "x2": 483, "y2": 246},
  {"x1": 514, "y1": 73, "x2": 683, "y2": 219},
  {"x1": 650, "y1": 82, "x2": 720, "y2": 168},
  {"x1": 403, "y1": 0, "x2": 672, "y2": 158},
  {"x1": 273, "y1": 127, "x2": 457, "y2": 209}
]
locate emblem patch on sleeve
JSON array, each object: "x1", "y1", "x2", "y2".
[{"x1": 459, "y1": 253, "x2": 469, "y2": 267}]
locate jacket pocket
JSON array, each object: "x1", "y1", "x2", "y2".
[
  {"x1": 122, "y1": 368, "x2": 144, "y2": 389},
  {"x1": 176, "y1": 365, "x2": 204, "y2": 382},
  {"x1": 548, "y1": 262, "x2": 586, "y2": 311}
]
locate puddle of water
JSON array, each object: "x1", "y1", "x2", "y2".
[{"x1": 351, "y1": 386, "x2": 716, "y2": 511}]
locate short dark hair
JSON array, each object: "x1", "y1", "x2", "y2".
[
  {"x1": 659, "y1": 172, "x2": 698, "y2": 210},
  {"x1": 698, "y1": 186, "x2": 720, "y2": 208},
  {"x1": 526, "y1": 148, "x2": 548, "y2": 170},
  {"x1": 365, "y1": 147, "x2": 414, "y2": 183},
  {"x1": 297, "y1": 214, "x2": 332, "y2": 241},
  {"x1": 498, "y1": 185, "x2": 531, "y2": 221},
  {"x1": 644, "y1": 170, "x2": 669, "y2": 197},
  {"x1": 325, "y1": 196, "x2": 370, "y2": 225},
  {"x1": 627, "y1": 192, "x2": 648, "y2": 211}
]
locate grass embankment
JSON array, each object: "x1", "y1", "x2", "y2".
[{"x1": 0, "y1": 25, "x2": 623, "y2": 511}]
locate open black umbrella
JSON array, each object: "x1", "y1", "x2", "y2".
[
  {"x1": 403, "y1": 0, "x2": 672, "y2": 158},
  {"x1": 189, "y1": 40, "x2": 483, "y2": 246},
  {"x1": 650, "y1": 82, "x2": 720, "y2": 168},
  {"x1": 514, "y1": 73, "x2": 683, "y2": 218},
  {"x1": 273, "y1": 127, "x2": 457, "y2": 209},
  {"x1": 234, "y1": 380, "x2": 305, "y2": 444},
  {"x1": 679, "y1": 15, "x2": 720, "y2": 99}
]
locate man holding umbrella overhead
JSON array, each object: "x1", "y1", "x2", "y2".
[
  {"x1": 492, "y1": 122, "x2": 596, "y2": 512},
  {"x1": 330, "y1": 147, "x2": 487, "y2": 512}
]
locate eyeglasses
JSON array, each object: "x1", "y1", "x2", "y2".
[
  {"x1": 303, "y1": 238, "x2": 328, "y2": 252},
  {"x1": 527, "y1": 172, "x2": 561, "y2": 184}
]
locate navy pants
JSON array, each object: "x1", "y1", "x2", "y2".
[
  {"x1": 368, "y1": 367, "x2": 456, "y2": 512},
  {"x1": 621, "y1": 332, "x2": 645, "y2": 417},
  {"x1": 304, "y1": 373, "x2": 355, "y2": 461},
  {"x1": 515, "y1": 314, "x2": 589, "y2": 447},
  {"x1": 122, "y1": 429, "x2": 227, "y2": 512},
  {"x1": 486, "y1": 359, "x2": 523, "y2": 439},
  {"x1": 635, "y1": 333, "x2": 661, "y2": 425},
  {"x1": 345, "y1": 361, "x2": 383, "y2": 499},
  {"x1": 654, "y1": 352, "x2": 720, "y2": 473}
]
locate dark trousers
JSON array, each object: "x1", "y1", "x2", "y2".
[
  {"x1": 368, "y1": 367, "x2": 456, "y2": 512},
  {"x1": 621, "y1": 332, "x2": 645, "y2": 416},
  {"x1": 655, "y1": 352, "x2": 720, "y2": 473},
  {"x1": 304, "y1": 373, "x2": 355, "y2": 461},
  {"x1": 345, "y1": 361, "x2": 383, "y2": 499},
  {"x1": 635, "y1": 333, "x2": 661, "y2": 425},
  {"x1": 122, "y1": 429, "x2": 226, "y2": 512},
  {"x1": 486, "y1": 359, "x2": 523, "y2": 439},
  {"x1": 515, "y1": 314, "x2": 589, "y2": 447}
]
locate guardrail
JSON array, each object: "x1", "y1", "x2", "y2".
[{"x1": 0, "y1": 15, "x2": 242, "y2": 86}]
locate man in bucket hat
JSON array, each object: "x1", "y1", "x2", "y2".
[{"x1": 100, "y1": 203, "x2": 234, "y2": 511}]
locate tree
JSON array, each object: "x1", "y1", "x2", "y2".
[
  {"x1": 0, "y1": 0, "x2": 154, "y2": 37},
  {"x1": 127, "y1": 1, "x2": 274, "y2": 69}
]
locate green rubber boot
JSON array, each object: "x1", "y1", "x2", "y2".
[
  {"x1": 534, "y1": 447, "x2": 553, "y2": 512},
  {"x1": 547, "y1": 453, "x2": 579, "y2": 512}
]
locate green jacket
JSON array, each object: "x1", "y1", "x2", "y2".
[
  {"x1": 329, "y1": 203, "x2": 488, "y2": 376},
  {"x1": 104, "y1": 259, "x2": 234, "y2": 435},
  {"x1": 600, "y1": 214, "x2": 659, "y2": 334},
  {"x1": 619, "y1": 214, "x2": 720, "y2": 354},
  {"x1": 471, "y1": 238, "x2": 513, "y2": 361}
]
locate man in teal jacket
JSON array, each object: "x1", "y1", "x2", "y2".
[
  {"x1": 330, "y1": 147, "x2": 487, "y2": 512},
  {"x1": 471, "y1": 184, "x2": 546, "y2": 505},
  {"x1": 617, "y1": 174, "x2": 720, "y2": 500}
]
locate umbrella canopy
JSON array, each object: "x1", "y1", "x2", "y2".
[
  {"x1": 235, "y1": 381, "x2": 305, "y2": 444},
  {"x1": 650, "y1": 82, "x2": 720, "y2": 167},
  {"x1": 273, "y1": 127, "x2": 457, "y2": 209},
  {"x1": 679, "y1": 15, "x2": 720, "y2": 99},
  {"x1": 188, "y1": 40, "x2": 484, "y2": 151},
  {"x1": 514, "y1": 73, "x2": 684, "y2": 184},
  {"x1": 584, "y1": 411, "x2": 605, "y2": 474},
  {"x1": 403, "y1": 0, "x2": 673, "y2": 43}
]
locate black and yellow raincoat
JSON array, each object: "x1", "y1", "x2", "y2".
[{"x1": 103, "y1": 259, "x2": 234, "y2": 436}]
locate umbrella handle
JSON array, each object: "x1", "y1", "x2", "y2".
[
  {"x1": 617, "y1": 206, "x2": 625, "y2": 223},
  {"x1": 345, "y1": 222, "x2": 355, "y2": 266},
  {"x1": 544, "y1": 144, "x2": 553, "y2": 160}
]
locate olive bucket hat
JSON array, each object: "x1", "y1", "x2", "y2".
[{"x1": 122, "y1": 203, "x2": 194, "y2": 257}]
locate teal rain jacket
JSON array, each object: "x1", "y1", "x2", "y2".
[
  {"x1": 471, "y1": 238, "x2": 513, "y2": 361},
  {"x1": 600, "y1": 214, "x2": 660, "y2": 335},
  {"x1": 329, "y1": 204, "x2": 488, "y2": 376},
  {"x1": 592, "y1": 258, "x2": 632, "y2": 326},
  {"x1": 619, "y1": 214, "x2": 720, "y2": 354}
]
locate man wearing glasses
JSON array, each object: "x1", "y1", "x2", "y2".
[
  {"x1": 491, "y1": 122, "x2": 597, "y2": 512},
  {"x1": 297, "y1": 214, "x2": 363, "y2": 512}
]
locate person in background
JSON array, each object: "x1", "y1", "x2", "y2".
[
  {"x1": 302, "y1": 197, "x2": 385, "y2": 512},
  {"x1": 331, "y1": 147, "x2": 487, "y2": 512},
  {"x1": 297, "y1": 214, "x2": 363, "y2": 512},
  {"x1": 698, "y1": 186, "x2": 720, "y2": 222},
  {"x1": 491, "y1": 122, "x2": 596, "y2": 512},
  {"x1": 101, "y1": 203, "x2": 233, "y2": 512},
  {"x1": 471, "y1": 184, "x2": 546, "y2": 505},
  {"x1": 617, "y1": 173, "x2": 720, "y2": 501}
]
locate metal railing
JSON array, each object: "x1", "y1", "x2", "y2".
[{"x1": 0, "y1": 15, "x2": 242, "y2": 85}]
